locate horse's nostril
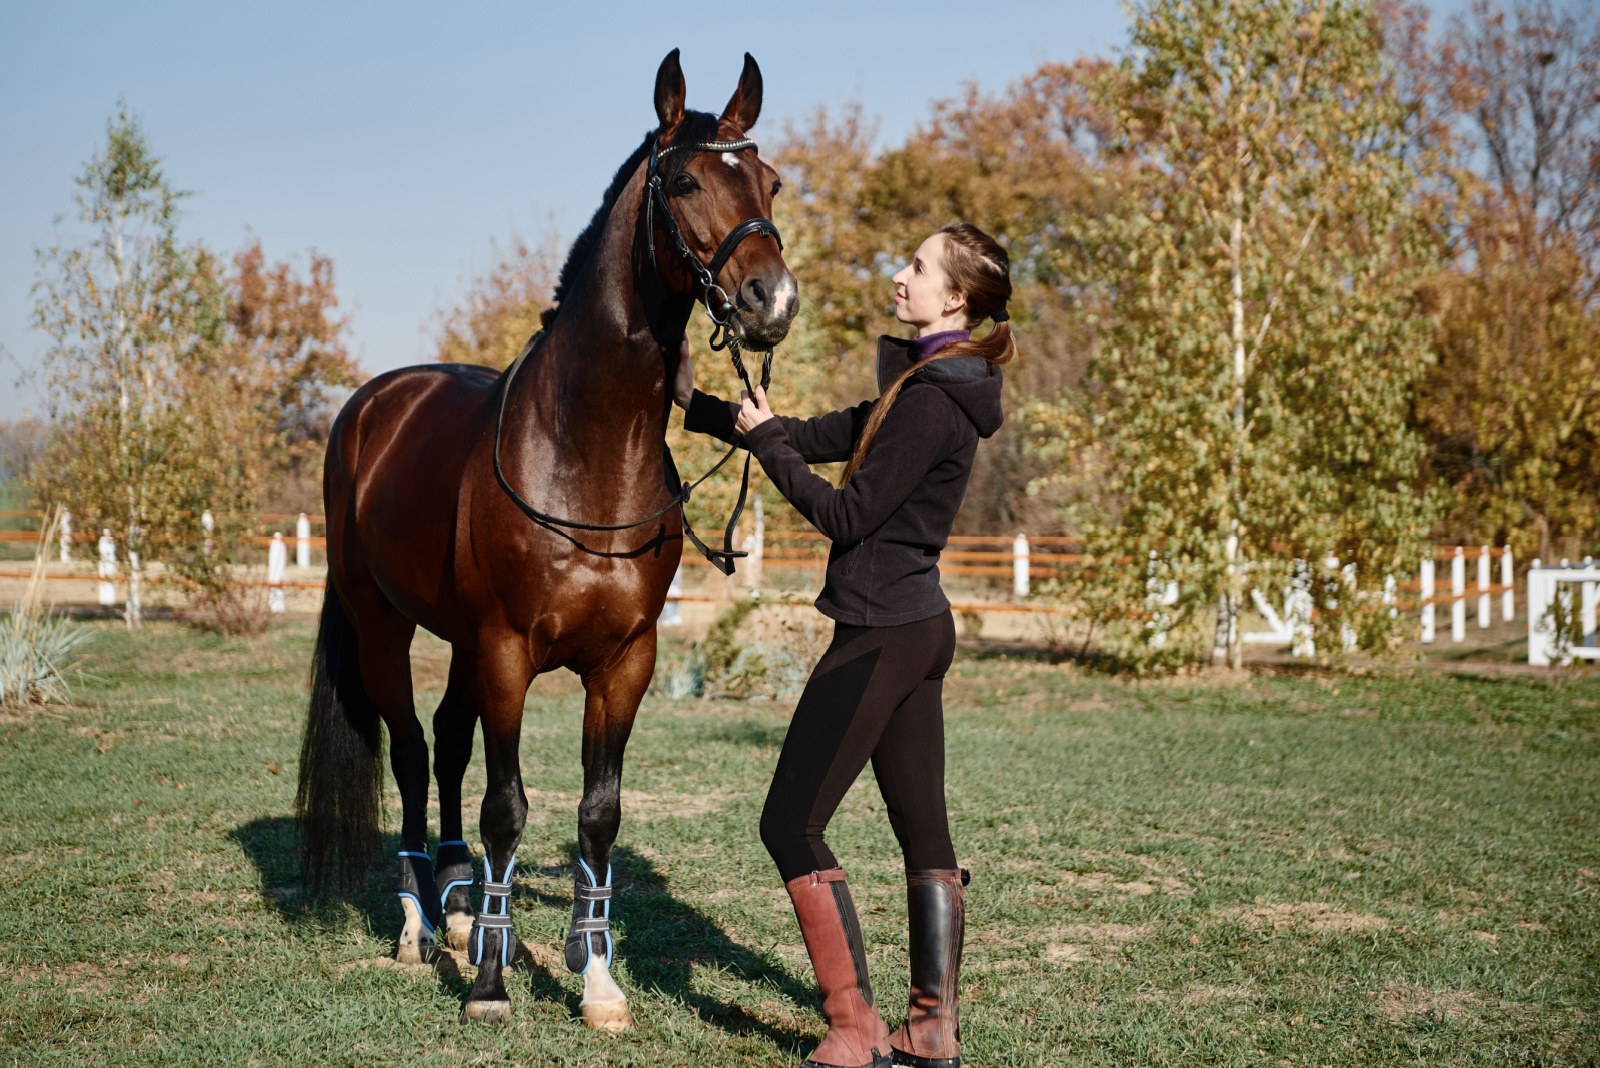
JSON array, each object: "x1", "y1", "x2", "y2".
[{"x1": 746, "y1": 278, "x2": 767, "y2": 308}]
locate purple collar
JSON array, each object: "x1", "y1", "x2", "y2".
[{"x1": 911, "y1": 329, "x2": 970, "y2": 361}]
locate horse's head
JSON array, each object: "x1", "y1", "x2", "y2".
[{"x1": 648, "y1": 49, "x2": 798, "y2": 351}]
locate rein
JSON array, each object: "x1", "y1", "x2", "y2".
[{"x1": 491, "y1": 134, "x2": 784, "y2": 576}]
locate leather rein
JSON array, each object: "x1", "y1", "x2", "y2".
[{"x1": 491, "y1": 134, "x2": 783, "y2": 576}]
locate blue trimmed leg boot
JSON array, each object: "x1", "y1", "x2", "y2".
[
  {"x1": 435, "y1": 839, "x2": 474, "y2": 950},
  {"x1": 565, "y1": 856, "x2": 614, "y2": 973},
  {"x1": 397, "y1": 849, "x2": 442, "y2": 960}
]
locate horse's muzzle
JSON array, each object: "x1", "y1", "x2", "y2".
[{"x1": 733, "y1": 268, "x2": 799, "y2": 350}]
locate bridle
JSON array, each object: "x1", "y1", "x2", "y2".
[
  {"x1": 492, "y1": 132, "x2": 785, "y2": 576},
  {"x1": 645, "y1": 135, "x2": 782, "y2": 394}
]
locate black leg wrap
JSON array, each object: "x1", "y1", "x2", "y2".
[
  {"x1": 564, "y1": 856, "x2": 614, "y2": 974},
  {"x1": 468, "y1": 852, "x2": 516, "y2": 969},
  {"x1": 397, "y1": 850, "x2": 442, "y2": 935},
  {"x1": 436, "y1": 839, "x2": 474, "y2": 913}
]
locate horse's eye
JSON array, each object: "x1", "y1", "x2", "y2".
[
  {"x1": 674, "y1": 173, "x2": 698, "y2": 194},
  {"x1": 771, "y1": 179, "x2": 783, "y2": 197}
]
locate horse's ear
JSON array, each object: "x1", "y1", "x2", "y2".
[
  {"x1": 655, "y1": 48, "x2": 686, "y2": 131},
  {"x1": 720, "y1": 53, "x2": 763, "y2": 132}
]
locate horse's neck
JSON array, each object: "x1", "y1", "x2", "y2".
[{"x1": 518, "y1": 169, "x2": 690, "y2": 460}]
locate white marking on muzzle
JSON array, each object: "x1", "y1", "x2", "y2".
[{"x1": 771, "y1": 276, "x2": 798, "y2": 319}]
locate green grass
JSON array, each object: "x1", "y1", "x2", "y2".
[{"x1": 0, "y1": 621, "x2": 1596, "y2": 1066}]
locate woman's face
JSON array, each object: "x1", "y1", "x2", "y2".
[{"x1": 893, "y1": 234, "x2": 966, "y2": 331}]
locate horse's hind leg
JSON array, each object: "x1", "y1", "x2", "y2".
[
  {"x1": 432, "y1": 656, "x2": 478, "y2": 952},
  {"x1": 347, "y1": 590, "x2": 436, "y2": 964},
  {"x1": 568, "y1": 630, "x2": 656, "y2": 1032}
]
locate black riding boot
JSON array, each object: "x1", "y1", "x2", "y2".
[{"x1": 889, "y1": 868, "x2": 967, "y2": 1068}]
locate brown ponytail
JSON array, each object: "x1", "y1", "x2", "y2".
[{"x1": 840, "y1": 222, "x2": 1015, "y2": 483}]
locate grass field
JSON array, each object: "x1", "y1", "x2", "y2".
[{"x1": 1, "y1": 619, "x2": 1596, "y2": 1066}]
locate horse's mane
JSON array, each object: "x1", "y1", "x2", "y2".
[{"x1": 541, "y1": 110, "x2": 725, "y2": 329}]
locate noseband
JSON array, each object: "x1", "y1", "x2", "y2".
[
  {"x1": 645, "y1": 135, "x2": 783, "y2": 392},
  {"x1": 490, "y1": 133, "x2": 786, "y2": 575}
]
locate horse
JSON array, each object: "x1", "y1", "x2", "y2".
[{"x1": 295, "y1": 48, "x2": 797, "y2": 1028}]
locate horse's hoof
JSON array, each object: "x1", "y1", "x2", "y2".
[
  {"x1": 461, "y1": 999, "x2": 512, "y2": 1026},
  {"x1": 580, "y1": 997, "x2": 632, "y2": 1032},
  {"x1": 444, "y1": 914, "x2": 473, "y2": 953},
  {"x1": 395, "y1": 940, "x2": 434, "y2": 967}
]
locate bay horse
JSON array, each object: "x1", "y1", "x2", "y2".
[{"x1": 296, "y1": 49, "x2": 797, "y2": 1028}]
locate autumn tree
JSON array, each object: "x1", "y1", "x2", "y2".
[
  {"x1": 432, "y1": 237, "x2": 560, "y2": 370},
  {"x1": 1412, "y1": 0, "x2": 1600, "y2": 559},
  {"x1": 771, "y1": 63, "x2": 1123, "y2": 532},
  {"x1": 32, "y1": 106, "x2": 235, "y2": 625},
  {"x1": 1057, "y1": 0, "x2": 1441, "y2": 668},
  {"x1": 229, "y1": 240, "x2": 361, "y2": 510}
]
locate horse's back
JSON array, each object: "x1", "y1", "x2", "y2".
[{"x1": 325, "y1": 363, "x2": 503, "y2": 629}]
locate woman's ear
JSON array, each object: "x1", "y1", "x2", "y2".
[{"x1": 944, "y1": 290, "x2": 968, "y2": 317}]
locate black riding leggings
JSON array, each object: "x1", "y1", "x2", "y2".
[{"x1": 760, "y1": 610, "x2": 959, "y2": 883}]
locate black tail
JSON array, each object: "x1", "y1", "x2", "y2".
[{"x1": 296, "y1": 590, "x2": 384, "y2": 894}]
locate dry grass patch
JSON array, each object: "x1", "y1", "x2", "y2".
[
  {"x1": 1377, "y1": 983, "x2": 1486, "y2": 1022},
  {"x1": 1229, "y1": 900, "x2": 1390, "y2": 932}
]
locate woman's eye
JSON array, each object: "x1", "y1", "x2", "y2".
[{"x1": 675, "y1": 173, "x2": 697, "y2": 193}]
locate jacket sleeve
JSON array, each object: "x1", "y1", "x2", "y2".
[
  {"x1": 683, "y1": 388, "x2": 873, "y2": 463},
  {"x1": 743, "y1": 385, "x2": 954, "y2": 544}
]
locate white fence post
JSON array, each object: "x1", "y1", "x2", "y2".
[
  {"x1": 1527, "y1": 559, "x2": 1548, "y2": 665},
  {"x1": 1451, "y1": 547, "x2": 1466, "y2": 642},
  {"x1": 1420, "y1": 557, "x2": 1435, "y2": 643},
  {"x1": 268, "y1": 532, "x2": 287, "y2": 615},
  {"x1": 1144, "y1": 551, "x2": 1179, "y2": 647},
  {"x1": 1501, "y1": 545, "x2": 1515, "y2": 622},
  {"x1": 1477, "y1": 545, "x2": 1491, "y2": 628},
  {"x1": 1584, "y1": 556, "x2": 1598, "y2": 648},
  {"x1": 741, "y1": 497, "x2": 764, "y2": 589},
  {"x1": 1290, "y1": 560, "x2": 1315, "y2": 657},
  {"x1": 296, "y1": 512, "x2": 312, "y2": 569},
  {"x1": 59, "y1": 509, "x2": 72, "y2": 563},
  {"x1": 97, "y1": 529, "x2": 117, "y2": 607},
  {"x1": 660, "y1": 564, "x2": 683, "y2": 626},
  {"x1": 202, "y1": 509, "x2": 215, "y2": 557},
  {"x1": 1013, "y1": 534, "x2": 1030, "y2": 598}
]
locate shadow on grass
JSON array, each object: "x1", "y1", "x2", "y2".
[
  {"x1": 229, "y1": 818, "x2": 813, "y2": 1048},
  {"x1": 525, "y1": 844, "x2": 814, "y2": 1051},
  {"x1": 228, "y1": 815, "x2": 391, "y2": 926}
]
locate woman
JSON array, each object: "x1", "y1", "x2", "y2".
[{"x1": 676, "y1": 222, "x2": 1012, "y2": 1068}]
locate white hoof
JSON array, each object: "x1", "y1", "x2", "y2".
[
  {"x1": 397, "y1": 897, "x2": 435, "y2": 965},
  {"x1": 580, "y1": 958, "x2": 631, "y2": 1031},
  {"x1": 444, "y1": 911, "x2": 474, "y2": 953},
  {"x1": 461, "y1": 999, "x2": 511, "y2": 1025}
]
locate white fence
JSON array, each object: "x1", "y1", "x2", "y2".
[
  {"x1": 17, "y1": 513, "x2": 1598, "y2": 669},
  {"x1": 1527, "y1": 558, "x2": 1600, "y2": 666}
]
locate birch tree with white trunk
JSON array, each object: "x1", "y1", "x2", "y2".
[
  {"x1": 1065, "y1": 0, "x2": 1440, "y2": 667},
  {"x1": 32, "y1": 105, "x2": 228, "y2": 627}
]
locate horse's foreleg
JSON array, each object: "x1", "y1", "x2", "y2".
[
  {"x1": 569, "y1": 630, "x2": 655, "y2": 1032},
  {"x1": 462, "y1": 640, "x2": 532, "y2": 1025},
  {"x1": 433, "y1": 661, "x2": 478, "y2": 952}
]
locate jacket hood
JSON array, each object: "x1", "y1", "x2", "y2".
[{"x1": 876, "y1": 335, "x2": 1005, "y2": 439}]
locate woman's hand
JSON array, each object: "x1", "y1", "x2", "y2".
[
  {"x1": 735, "y1": 386, "x2": 774, "y2": 434},
  {"x1": 672, "y1": 338, "x2": 694, "y2": 410}
]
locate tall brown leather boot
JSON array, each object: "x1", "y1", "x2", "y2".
[
  {"x1": 889, "y1": 869, "x2": 967, "y2": 1068},
  {"x1": 785, "y1": 868, "x2": 892, "y2": 1068}
]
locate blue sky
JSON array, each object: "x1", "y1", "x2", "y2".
[
  {"x1": 2, "y1": 1, "x2": 1476, "y2": 422},
  {"x1": 0, "y1": 0, "x2": 1130, "y2": 420}
]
